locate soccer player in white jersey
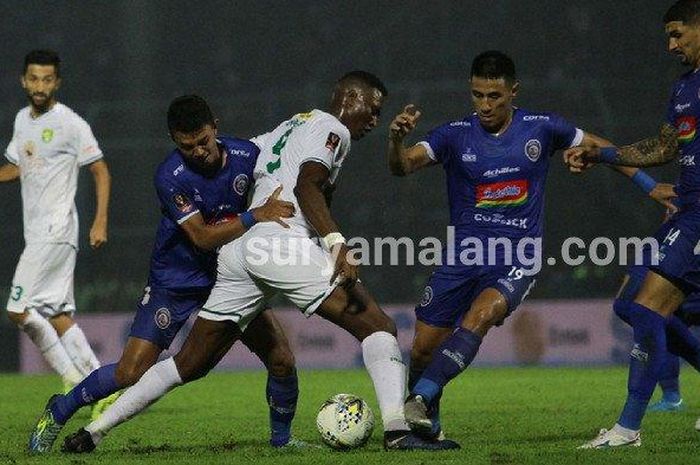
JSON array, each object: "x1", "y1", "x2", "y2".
[
  {"x1": 0, "y1": 50, "x2": 111, "y2": 400},
  {"x1": 60, "y1": 71, "x2": 458, "y2": 452}
]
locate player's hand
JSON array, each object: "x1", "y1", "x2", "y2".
[
  {"x1": 389, "y1": 104, "x2": 422, "y2": 142},
  {"x1": 253, "y1": 186, "x2": 296, "y2": 228},
  {"x1": 650, "y1": 183, "x2": 678, "y2": 215},
  {"x1": 563, "y1": 146, "x2": 598, "y2": 173},
  {"x1": 89, "y1": 219, "x2": 108, "y2": 249},
  {"x1": 330, "y1": 243, "x2": 358, "y2": 289}
]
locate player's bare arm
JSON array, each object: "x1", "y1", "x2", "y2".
[
  {"x1": 387, "y1": 104, "x2": 434, "y2": 176},
  {"x1": 88, "y1": 159, "x2": 111, "y2": 249},
  {"x1": 181, "y1": 185, "x2": 294, "y2": 251},
  {"x1": 565, "y1": 123, "x2": 679, "y2": 169},
  {"x1": 0, "y1": 163, "x2": 20, "y2": 182},
  {"x1": 295, "y1": 161, "x2": 357, "y2": 286}
]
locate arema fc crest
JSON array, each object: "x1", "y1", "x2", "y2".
[
  {"x1": 233, "y1": 174, "x2": 249, "y2": 196},
  {"x1": 154, "y1": 307, "x2": 171, "y2": 329},
  {"x1": 524, "y1": 139, "x2": 542, "y2": 162}
]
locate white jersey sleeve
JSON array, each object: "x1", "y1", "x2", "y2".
[{"x1": 73, "y1": 116, "x2": 103, "y2": 166}]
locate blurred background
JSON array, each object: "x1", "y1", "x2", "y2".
[{"x1": 0, "y1": 0, "x2": 683, "y2": 314}]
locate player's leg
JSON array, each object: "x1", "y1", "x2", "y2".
[
  {"x1": 7, "y1": 244, "x2": 83, "y2": 387},
  {"x1": 581, "y1": 271, "x2": 684, "y2": 449},
  {"x1": 241, "y1": 310, "x2": 299, "y2": 447},
  {"x1": 64, "y1": 317, "x2": 243, "y2": 453}
]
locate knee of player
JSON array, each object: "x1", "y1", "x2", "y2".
[
  {"x1": 267, "y1": 350, "x2": 296, "y2": 377},
  {"x1": 173, "y1": 355, "x2": 209, "y2": 383},
  {"x1": 115, "y1": 360, "x2": 150, "y2": 387},
  {"x1": 6, "y1": 310, "x2": 27, "y2": 327},
  {"x1": 467, "y1": 303, "x2": 507, "y2": 332}
]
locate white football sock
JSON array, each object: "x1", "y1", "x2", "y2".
[
  {"x1": 361, "y1": 331, "x2": 409, "y2": 432},
  {"x1": 60, "y1": 324, "x2": 101, "y2": 377},
  {"x1": 21, "y1": 309, "x2": 83, "y2": 385},
  {"x1": 85, "y1": 357, "x2": 183, "y2": 443}
]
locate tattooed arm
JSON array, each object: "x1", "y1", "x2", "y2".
[{"x1": 564, "y1": 123, "x2": 679, "y2": 169}]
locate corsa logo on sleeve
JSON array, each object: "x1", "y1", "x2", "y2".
[
  {"x1": 476, "y1": 180, "x2": 528, "y2": 208},
  {"x1": 677, "y1": 116, "x2": 697, "y2": 144}
]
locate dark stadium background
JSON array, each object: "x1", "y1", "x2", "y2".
[{"x1": 0, "y1": 0, "x2": 683, "y2": 314}]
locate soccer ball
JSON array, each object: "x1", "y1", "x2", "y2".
[{"x1": 316, "y1": 393, "x2": 375, "y2": 449}]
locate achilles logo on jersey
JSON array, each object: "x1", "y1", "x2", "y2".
[
  {"x1": 172, "y1": 193, "x2": 193, "y2": 213},
  {"x1": 233, "y1": 174, "x2": 249, "y2": 196},
  {"x1": 524, "y1": 139, "x2": 542, "y2": 162},
  {"x1": 154, "y1": 307, "x2": 171, "y2": 330},
  {"x1": 675, "y1": 102, "x2": 692, "y2": 113},
  {"x1": 476, "y1": 180, "x2": 528, "y2": 208},
  {"x1": 483, "y1": 167, "x2": 521, "y2": 178},
  {"x1": 677, "y1": 116, "x2": 697, "y2": 144}
]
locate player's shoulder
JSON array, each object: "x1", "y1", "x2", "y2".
[
  {"x1": 154, "y1": 149, "x2": 187, "y2": 185},
  {"x1": 217, "y1": 135, "x2": 259, "y2": 158},
  {"x1": 54, "y1": 103, "x2": 91, "y2": 127},
  {"x1": 308, "y1": 109, "x2": 351, "y2": 140},
  {"x1": 13, "y1": 106, "x2": 32, "y2": 126}
]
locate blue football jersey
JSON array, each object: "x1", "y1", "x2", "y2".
[
  {"x1": 148, "y1": 136, "x2": 259, "y2": 290},
  {"x1": 666, "y1": 69, "x2": 700, "y2": 210},
  {"x1": 421, "y1": 108, "x2": 582, "y2": 249}
]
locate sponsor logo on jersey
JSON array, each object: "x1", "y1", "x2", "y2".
[
  {"x1": 679, "y1": 154, "x2": 696, "y2": 166},
  {"x1": 23, "y1": 141, "x2": 36, "y2": 157},
  {"x1": 419, "y1": 286, "x2": 433, "y2": 307},
  {"x1": 675, "y1": 102, "x2": 692, "y2": 113},
  {"x1": 483, "y1": 167, "x2": 521, "y2": 178},
  {"x1": 476, "y1": 179, "x2": 528, "y2": 208},
  {"x1": 450, "y1": 121, "x2": 470, "y2": 127},
  {"x1": 677, "y1": 115, "x2": 697, "y2": 144},
  {"x1": 523, "y1": 115, "x2": 550, "y2": 121},
  {"x1": 154, "y1": 307, "x2": 171, "y2": 330},
  {"x1": 41, "y1": 128, "x2": 54, "y2": 143},
  {"x1": 461, "y1": 147, "x2": 476, "y2": 162},
  {"x1": 172, "y1": 193, "x2": 193, "y2": 213},
  {"x1": 524, "y1": 139, "x2": 542, "y2": 162},
  {"x1": 473, "y1": 213, "x2": 529, "y2": 229},
  {"x1": 173, "y1": 164, "x2": 185, "y2": 176},
  {"x1": 233, "y1": 173, "x2": 249, "y2": 195},
  {"x1": 325, "y1": 132, "x2": 340, "y2": 152},
  {"x1": 229, "y1": 148, "x2": 250, "y2": 157}
]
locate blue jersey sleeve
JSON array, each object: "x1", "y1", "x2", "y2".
[
  {"x1": 547, "y1": 113, "x2": 582, "y2": 151},
  {"x1": 155, "y1": 170, "x2": 199, "y2": 225},
  {"x1": 665, "y1": 82, "x2": 680, "y2": 126},
  {"x1": 421, "y1": 122, "x2": 462, "y2": 164}
]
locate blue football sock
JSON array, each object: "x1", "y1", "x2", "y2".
[
  {"x1": 658, "y1": 351, "x2": 681, "y2": 402},
  {"x1": 409, "y1": 364, "x2": 442, "y2": 433},
  {"x1": 51, "y1": 363, "x2": 119, "y2": 424},
  {"x1": 666, "y1": 315, "x2": 700, "y2": 371},
  {"x1": 267, "y1": 371, "x2": 298, "y2": 447},
  {"x1": 617, "y1": 303, "x2": 667, "y2": 430},
  {"x1": 413, "y1": 328, "x2": 482, "y2": 405}
]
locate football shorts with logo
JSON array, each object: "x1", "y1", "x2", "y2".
[
  {"x1": 7, "y1": 243, "x2": 77, "y2": 317},
  {"x1": 128, "y1": 286, "x2": 209, "y2": 349},
  {"x1": 199, "y1": 223, "x2": 337, "y2": 331},
  {"x1": 416, "y1": 262, "x2": 536, "y2": 328}
]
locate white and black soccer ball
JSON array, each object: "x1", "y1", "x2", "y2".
[{"x1": 316, "y1": 393, "x2": 375, "y2": 449}]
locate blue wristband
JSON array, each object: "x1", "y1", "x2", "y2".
[
  {"x1": 240, "y1": 211, "x2": 257, "y2": 229},
  {"x1": 631, "y1": 170, "x2": 658, "y2": 194},
  {"x1": 599, "y1": 147, "x2": 618, "y2": 163}
]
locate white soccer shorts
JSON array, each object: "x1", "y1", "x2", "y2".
[
  {"x1": 199, "y1": 223, "x2": 338, "y2": 331},
  {"x1": 7, "y1": 243, "x2": 77, "y2": 317}
]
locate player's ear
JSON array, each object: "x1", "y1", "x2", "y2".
[
  {"x1": 511, "y1": 81, "x2": 520, "y2": 98},
  {"x1": 212, "y1": 118, "x2": 219, "y2": 135}
]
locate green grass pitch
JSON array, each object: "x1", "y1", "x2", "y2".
[{"x1": 1, "y1": 367, "x2": 699, "y2": 464}]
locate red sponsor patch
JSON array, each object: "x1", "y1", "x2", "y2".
[
  {"x1": 677, "y1": 116, "x2": 697, "y2": 143},
  {"x1": 476, "y1": 179, "x2": 528, "y2": 208},
  {"x1": 325, "y1": 132, "x2": 340, "y2": 151},
  {"x1": 172, "y1": 193, "x2": 193, "y2": 213}
]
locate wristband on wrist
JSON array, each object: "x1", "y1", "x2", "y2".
[
  {"x1": 631, "y1": 170, "x2": 658, "y2": 194},
  {"x1": 599, "y1": 146, "x2": 619, "y2": 163},
  {"x1": 322, "y1": 232, "x2": 346, "y2": 250},
  {"x1": 240, "y1": 211, "x2": 257, "y2": 229}
]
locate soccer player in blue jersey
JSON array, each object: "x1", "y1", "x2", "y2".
[
  {"x1": 28, "y1": 95, "x2": 297, "y2": 453},
  {"x1": 566, "y1": 0, "x2": 700, "y2": 448},
  {"x1": 386, "y1": 50, "x2": 675, "y2": 445}
]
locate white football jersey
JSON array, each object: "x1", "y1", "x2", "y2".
[
  {"x1": 4, "y1": 103, "x2": 103, "y2": 247},
  {"x1": 250, "y1": 109, "x2": 350, "y2": 236}
]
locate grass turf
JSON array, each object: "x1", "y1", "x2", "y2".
[{"x1": 1, "y1": 367, "x2": 699, "y2": 464}]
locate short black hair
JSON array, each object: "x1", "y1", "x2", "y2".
[
  {"x1": 470, "y1": 51, "x2": 516, "y2": 83},
  {"x1": 24, "y1": 49, "x2": 61, "y2": 77},
  {"x1": 665, "y1": 0, "x2": 700, "y2": 24},
  {"x1": 167, "y1": 95, "x2": 215, "y2": 134},
  {"x1": 337, "y1": 70, "x2": 388, "y2": 96}
]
